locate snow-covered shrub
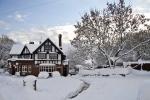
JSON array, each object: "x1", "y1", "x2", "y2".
[
  {"x1": 0, "y1": 68, "x2": 4, "y2": 73},
  {"x1": 84, "y1": 59, "x2": 97, "y2": 69},
  {"x1": 52, "y1": 71, "x2": 61, "y2": 77},
  {"x1": 4, "y1": 71, "x2": 9, "y2": 75},
  {"x1": 78, "y1": 68, "x2": 131, "y2": 76},
  {"x1": 38, "y1": 72, "x2": 49, "y2": 79},
  {"x1": 15, "y1": 72, "x2": 20, "y2": 76}
]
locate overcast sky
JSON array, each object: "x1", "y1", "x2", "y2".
[{"x1": 0, "y1": 0, "x2": 150, "y2": 51}]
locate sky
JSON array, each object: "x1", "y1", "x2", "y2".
[{"x1": 0, "y1": 0, "x2": 150, "y2": 51}]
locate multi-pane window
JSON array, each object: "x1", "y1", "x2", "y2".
[
  {"x1": 49, "y1": 53, "x2": 57, "y2": 59},
  {"x1": 40, "y1": 66, "x2": 55, "y2": 72},
  {"x1": 44, "y1": 42, "x2": 52, "y2": 52},
  {"x1": 21, "y1": 65, "x2": 32, "y2": 73},
  {"x1": 22, "y1": 65, "x2": 27, "y2": 72},
  {"x1": 38, "y1": 53, "x2": 46, "y2": 59},
  {"x1": 22, "y1": 55, "x2": 30, "y2": 59}
]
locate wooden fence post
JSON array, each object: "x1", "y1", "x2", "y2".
[
  {"x1": 33, "y1": 80, "x2": 37, "y2": 91},
  {"x1": 23, "y1": 80, "x2": 26, "y2": 86}
]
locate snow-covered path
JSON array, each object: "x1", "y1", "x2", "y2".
[
  {"x1": 71, "y1": 75, "x2": 150, "y2": 100},
  {"x1": 67, "y1": 79, "x2": 90, "y2": 99}
]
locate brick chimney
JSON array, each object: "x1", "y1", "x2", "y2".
[{"x1": 58, "y1": 34, "x2": 62, "y2": 50}]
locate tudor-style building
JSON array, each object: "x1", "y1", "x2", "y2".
[{"x1": 8, "y1": 34, "x2": 69, "y2": 76}]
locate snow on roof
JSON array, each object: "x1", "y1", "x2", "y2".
[
  {"x1": 26, "y1": 43, "x2": 39, "y2": 53},
  {"x1": 39, "y1": 63, "x2": 56, "y2": 66},
  {"x1": 9, "y1": 44, "x2": 24, "y2": 55},
  {"x1": 8, "y1": 58, "x2": 34, "y2": 61},
  {"x1": 9, "y1": 37, "x2": 64, "y2": 55}
]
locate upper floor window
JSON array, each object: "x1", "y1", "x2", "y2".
[
  {"x1": 44, "y1": 45, "x2": 51, "y2": 51},
  {"x1": 44, "y1": 44, "x2": 52, "y2": 52},
  {"x1": 49, "y1": 53, "x2": 57, "y2": 59},
  {"x1": 38, "y1": 53, "x2": 46, "y2": 59}
]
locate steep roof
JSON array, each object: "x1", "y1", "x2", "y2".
[
  {"x1": 33, "y1": 38, "x2": 63, "y2": 54},
  {"x1": 9, "y1": 44, "x2": 24, "y2": 55},
  {"x1": 9, "y1": 38, "x2": 63, "y2": 55},
  {"x1": 26, "y1": 44, "x2": 39, "y2": 53}
]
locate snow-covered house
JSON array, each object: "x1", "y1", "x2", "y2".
[{"x1": 8, "y1": 34, "x2": 69, "y2": 76}]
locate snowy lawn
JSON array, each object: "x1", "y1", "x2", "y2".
[
  {"x1": 0, "y1": 75, "x2": 84, "y2": 100},
  {"x1": 1, "y1": 69, "x2": 150, "y2": 100},
  {"x1": 71, "y1": 70, "x2": 150, "y2": 100}
]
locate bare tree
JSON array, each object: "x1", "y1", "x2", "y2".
[
  {"x1": 0, "y1": 35, "x2": 14, "y2": 68},
  {"x1": 71, "y1": 0, "x2": 150, "y2": 68}
]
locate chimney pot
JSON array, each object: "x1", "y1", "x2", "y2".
[
  {"x1": 58, "y1": 34, "x2": 62, "y2": 50},
  {"x1": 29, "y1": 42, "x2": 34, "y2": 44}
]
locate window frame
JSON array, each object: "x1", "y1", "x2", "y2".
[
  {"x1": 49, "y1": 53, "x2": 57, "y2": 60},
  {"x1": 38, "y1": 53, "x2": 46, "y2": 59}
]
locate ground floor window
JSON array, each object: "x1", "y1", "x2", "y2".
[
  {"x1": 22, "y1": 65, "x2": 28, "y2": 72},
  {"x1": 15, "y1": 65, "x2": 32, "y2": 73},
  {"x1": 40, "y1": 66, "x2": 55, "y2": 72},
  {"x1": 28, "y1": 65, "x2": 32, "y2": 73}
]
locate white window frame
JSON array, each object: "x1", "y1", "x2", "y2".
[
  {"x1": 40, "y1": 66, "x2": 55, "y2": 72},
  {"x1": 22, "y1": 65, "x2": 27, "y2": 72}
]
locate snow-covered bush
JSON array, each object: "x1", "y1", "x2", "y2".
[
  {"x1": 79, "y1": 69, "x2": 100, "y2": 76},
  {"x1": 4, "y1": 71, "x2": 9, "y2": 75},
  {"x1": 15, "y1": 72, "x2": 20, "y2": 76},
  {"x1": 38, "y1": 72, "x2": 49, "y2": 79},
  {"x1": 84, "y1": 59, "x2": 97, "y2": 69},
  {"x1": 52, "y1": 71, "x2": 61, "y2": 77},
  {"x1": 0, "y1": 68, "x2": 4, "y2": 73},
  {"x1": 78, "y1": 68, "x2": 131, "y2": 76}
]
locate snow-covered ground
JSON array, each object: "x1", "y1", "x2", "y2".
[
  {"x1": 0, "y1": 74, "x2": 83, "y2": 100},
  {"x1": 70, "y1": 69, "x2": 150, "y2": 100},
  {"x1": 1, "y1": 68, "x2": 150, "y2": 100}
]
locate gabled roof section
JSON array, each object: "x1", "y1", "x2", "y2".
[
  {"x1": 9, "y1": 44, "x2": 24, "y2": 55},
  {"x1": 21, "y1": 45, "x2": 30, "y2": 54},
  {"x1": 9, "y1": 38, "x2": 64, "y2": 55},
  {"x1": 10, "y1": 43, "x2": 39, "y2": 55},
  {"x1": 33, "y1": 38, "x2": 63, "y2": 54},
  {"x1": 26, "y1": 43, "x2": 39, "y2": 53}
]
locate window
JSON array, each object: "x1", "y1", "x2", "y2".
[
  {"x1": 22, "y1": 65, "x2": 27, "y2": 72},
  {"x1": 49, "y1": 53, "x2": 57, "y2": 59},
  {"x1": 44, "y1": 44, "x2": 51, "y2": 52},
  {"x1": 38, "y1": 53, "x2": 46, "y2": 59},
  {"x1": 28, "y1": 65, "x2": 32, "y2": 73},
  {"x1": 40, "y1": 66, "x2": 55, "y2": 72},
  {"x1": 22, "y1": 55, "x2": 30, "y2": 59}
]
